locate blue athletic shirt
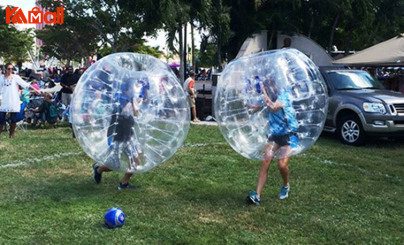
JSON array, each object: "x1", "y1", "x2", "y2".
[{"x1": 267, "y1": 90, "x2": 298, "y2": 136}]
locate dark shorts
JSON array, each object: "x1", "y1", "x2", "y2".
[
  {"x1": 0, "y1": 112, "x2": 18, "y2": 125},
  {"x1": 267, "y1": 134, "x2": 290, "y2": 147},
  {"x1": 107, "y1": 115, "x2": 135, "y2": 142}
]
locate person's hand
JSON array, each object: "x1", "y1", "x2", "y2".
[
  {"x1": 267, "y1": 100, "x2": 283, "y2": 112},
  {"x1": 266, "y1": 100, "x2": 275, "y2": 111},
  {"x1": 247, "y1": 105, "x2": 261, "y2": 114}
]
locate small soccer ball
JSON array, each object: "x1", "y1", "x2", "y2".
[{"x1": 104, "y1": 207, "x2": 125, "y2": 228}]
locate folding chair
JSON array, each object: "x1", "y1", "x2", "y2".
[{"x1": 15, "y1": 102, "x2": 28, "y2": 132}]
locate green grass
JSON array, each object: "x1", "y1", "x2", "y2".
[{"x1": 0, "y1": 125, "x2": 403, "y2": 244}]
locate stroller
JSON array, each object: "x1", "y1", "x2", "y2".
[{"x1": 26, "y1": 95, "x2": 45, "y2": 126}]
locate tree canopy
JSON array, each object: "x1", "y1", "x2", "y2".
[
  {"x1": 2, "y1": 0, "x2": 403, "y2": 68},
  {"x1": 0, "y1": 7, "x2": 35, "y2": 64}
]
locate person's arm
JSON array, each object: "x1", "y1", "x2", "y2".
[
  {"x1": 16, "y1": 75, "x2": 41, "y2": 94},
  {"x1": 47, "y1": 77, "x2": 54, "y2": 84},
  {"x1": 261, "y1": 83, "x2": 283, "y2": 112},
  {"x1": 60, "y1": 76, "x2": 73, "y2": 92},
  {"x1": 132, "y1": 98, "x2": 139, "y2": 117},
  {"x1": 61, "y1": 83, "x2": 73, "y2": 92},
  {"x1": 266, "y1": 99, "x2": 283, "y2": 112}
]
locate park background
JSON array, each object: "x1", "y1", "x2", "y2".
[{"x1": 0, "y1": 0, "x2": 404, "y2": 244}]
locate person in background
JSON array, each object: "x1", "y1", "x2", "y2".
[
  {"x1": 183, "y1": 71, "x2": 200, "y2": 122},
  {"x1": 0, "y1": 63, "x2": 40, "y2": 138},
  {"x1": 31, "y1": 92, "x2": 58, "y2": 126},
  {"x1": 200, "y1": 69, "x2": 209, "y2": 80},
  {"x1": 30, "y1": 80, "x2": 41, "y2": 96},
  {"x1": 37, "y1": 74, "x2": 45, "y2": 88},
  {"x1": 60, "y1": 66, "x2": 79, "y2": 106},
  {"x1": 282, "y1": 37, "x2": 292, "y2": 48}
]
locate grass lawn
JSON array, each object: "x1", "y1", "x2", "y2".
[{"x1": 0, "y1": 124, "x2": 403, "y2": 244}]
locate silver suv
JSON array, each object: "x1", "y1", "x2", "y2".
[{"x1": 320, "y1": 68, "x2": 404, "y2": 145}]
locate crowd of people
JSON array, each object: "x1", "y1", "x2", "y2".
[
  {"x1": 0, "y1": 62, "x2": 215, "y2": 138},
  {"x1": 0, "y1": 63, "x2": 82, "y2": 138}
]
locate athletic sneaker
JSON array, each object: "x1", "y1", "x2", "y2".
[
  {"x1": 278, "y1": 185, "x2": 290, "y2": 200},
  {"x1": 93, "y1": 164, "x2": 102, "y2": 184},
  {"x1": 247, "y1": 190, "x2": 260, "y2": 205},
  {"x1": 117, "y1": 182, "x2": 135, "y2": 190}
]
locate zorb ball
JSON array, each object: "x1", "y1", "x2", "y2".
[
  {"x1": 104, "y1": 207, "x2": 125, "y2": 228},
  {"x1": 71, "y1": 53, "x2": 190, "y2": 173},
  {"x1": 214, "y1": 49, "x2": 328, "y2": 159}
]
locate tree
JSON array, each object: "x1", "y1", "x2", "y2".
[
  {"x1": 38, "y1": 0, "x2": 162, "y2": 60},
  {"x1": 208, "y1": 0, "x2": 231, "y2": 69},
  {"x1": 36, "y1": 15, "x2": 98, "y2": 64},
  {"x1": 0, "y1": 6, "x2": 35, "y2": 63},
  {"x1": 158, "y1": 0, "x2": 192, "y2": 81},
  {"x1": 373, "y1": 0, "x2": 404, "y2": 43}
]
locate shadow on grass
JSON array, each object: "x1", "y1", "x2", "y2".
[
  {"x1": 2, "y1": 175, "x2": 105, "y2": 204},
  {"x1": 319, "y1": 131, "x2": 404, "y2": 148}
]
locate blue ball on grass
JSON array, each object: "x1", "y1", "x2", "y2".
[{"x1": 104, "y1": 207, "x2": 125, "y2": 228}]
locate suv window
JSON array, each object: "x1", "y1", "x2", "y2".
[{"x1": 328, "y1": 71, "x2": 385, "y2": 90}]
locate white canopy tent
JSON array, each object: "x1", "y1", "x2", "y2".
[{"x1": 333, "y1": 34, "x2": 404, "y2": 67}]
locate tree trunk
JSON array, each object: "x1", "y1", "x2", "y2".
[
  {"x1": 307, "y1": 15, "x2": 314, "y2": 38},
  {"x1": 217, "y1": 28, "x2": 222, "y2": 71},
  {"x1": 179, "y1": 25, "x2": 184, "y2": 83},
  {"x1": 328, "y1": 13, "x2": 340, "y2": 53},
  {"x1": 191, "y1": 23, "x2": 196, "y2": 73},
  {"x1": 183, "y1": 23, "x2": 188, "y2": 79},
  {"x1": 344, "y1": 29, "x2": 352, "y2": 55}
]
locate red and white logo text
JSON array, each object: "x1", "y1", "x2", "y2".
[{"x1": 6, "y1": 7, "x2": 64, "y2": 24}]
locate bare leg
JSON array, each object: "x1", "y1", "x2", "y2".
[
  {"x1": 277, "y1": 145, "x2": 291, "y2": 186},
  {"x1": 121, "y1": 172, "x2": 133, "y2": 185},
  {"x1": 97, "y1": 165, "x2": 112, "y2": 174},
  {"x1": 278, "y1": 156, "x2": 290, "y2": 186},
  {"x1": 134, "y1": 156, "x2": 141, "y2": 166},
  {"x1": 9, "y1": 123, "x2": 16, "y2": 138},
  {"x1": 191, "y1": 106, "x2": 197, "y2": 120},
  {"x1": 128, "y1": 155, "x2": 141, "y2": 171},
  {"x1": 256, "y1": 143, "x2": 279, "y2": 197}
]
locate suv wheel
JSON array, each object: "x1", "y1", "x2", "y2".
[{"x1": 337, "y1": 115, "x2": 366, "y2": 146}]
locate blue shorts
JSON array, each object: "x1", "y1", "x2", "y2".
[{"x1": 0, "y1": 112, "x2": 18, "y2": 125}]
